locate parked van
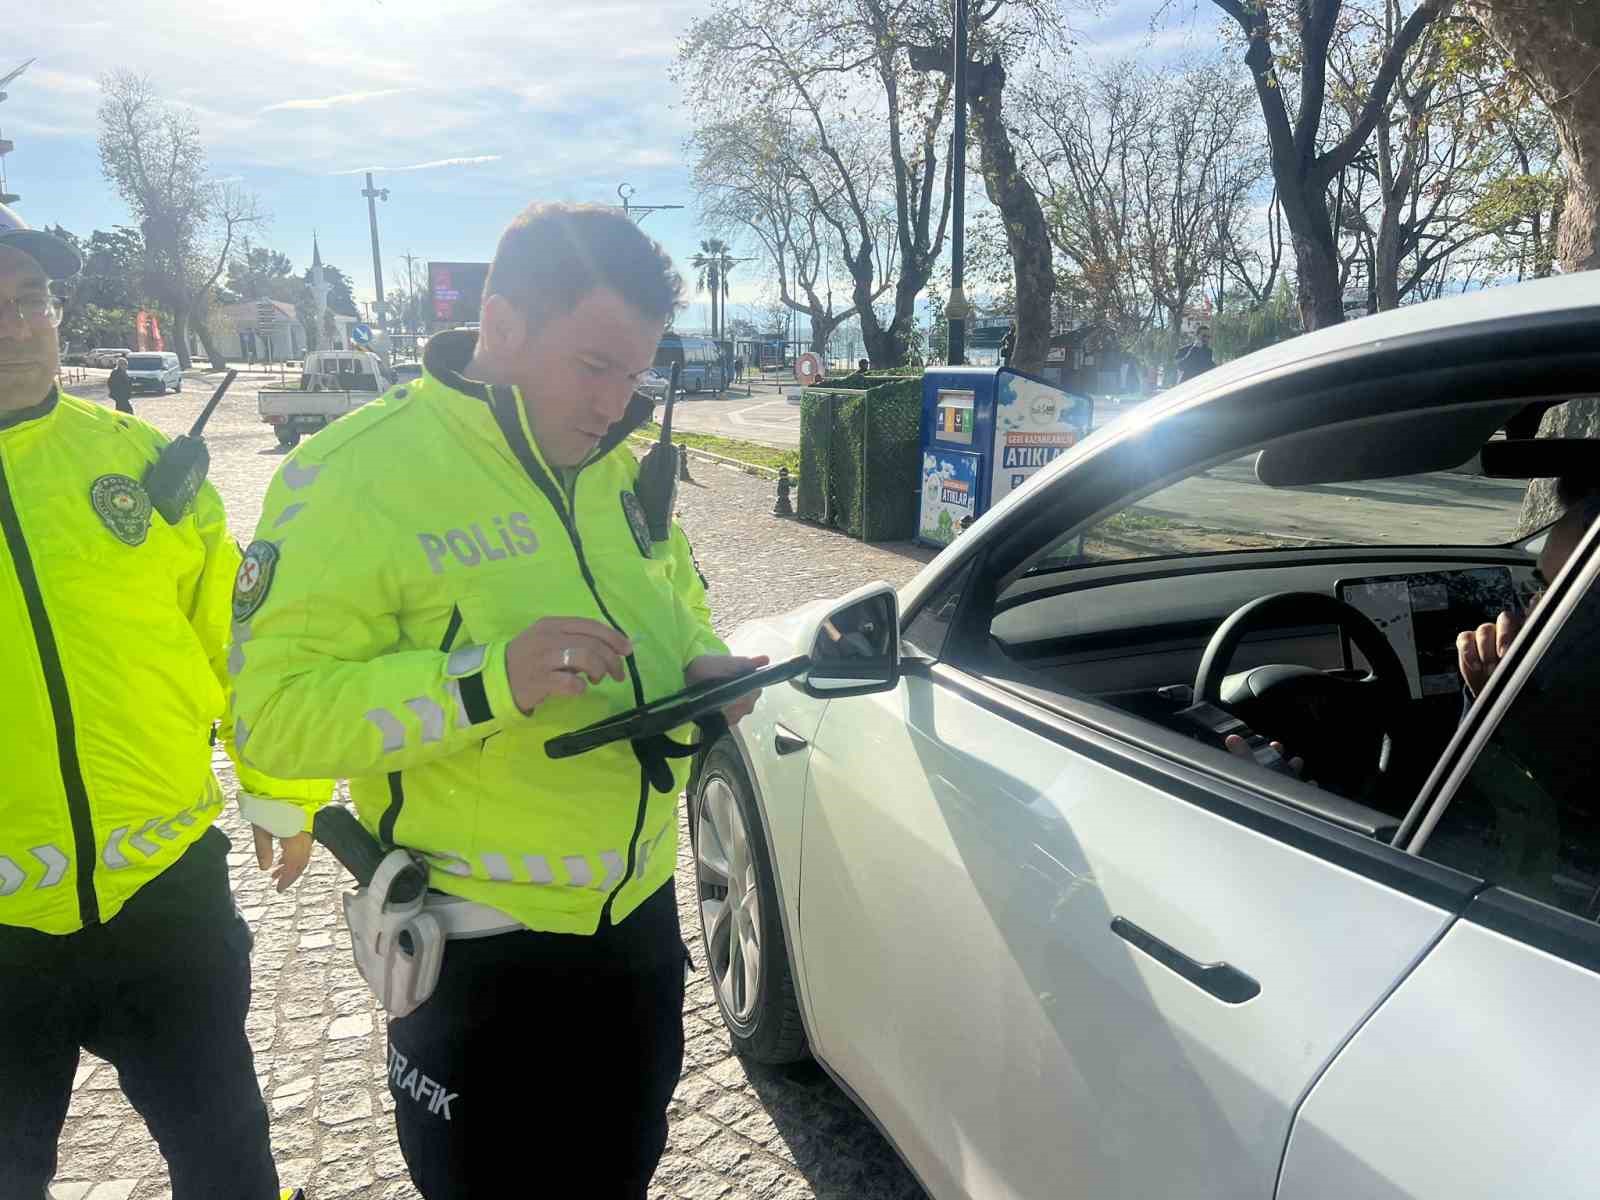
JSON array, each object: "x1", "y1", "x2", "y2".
[{"x1": 124, "y1": 351, "x2": 183, "y2": 395}]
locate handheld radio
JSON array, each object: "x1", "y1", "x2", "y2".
[
  {"x1": 144, "y1": 369, "x2": 237, "y2": 524},
  {"x1": 634, "y1": 360, "x2": 682, "y2": 543}
]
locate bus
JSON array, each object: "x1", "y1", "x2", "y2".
[{"x1": 653, "y1": 334, "x2": 726, "y2": 394}]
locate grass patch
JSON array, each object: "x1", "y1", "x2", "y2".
[{"x1": 634, "y1": 423, "x2": 800, "y2": 475}]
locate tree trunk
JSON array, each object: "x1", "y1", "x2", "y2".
[
  {"x1": 1287, "y1": 200, "x2": 1347, "y2": 331},
  {"x1": 1473, "y1": 0, "x2": 1600, "y2": 274},
  {"x1": 170, "y1": 305, "x2": 194, "y2": 370},
  {"x1": 1473, "y1": 0, "x2": 1600, "y2": 535},
  {"x1": 969, "y1": 60, "x2": 1054, "y2": 376},
  {"x1": 1374, "y1": 210, "x2": 1402, "y2": 312},
  {"x1": 189, "y1": 305, "x2": 229, "y2": 370}
]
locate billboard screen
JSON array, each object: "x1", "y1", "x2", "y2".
[{"x1": 428, "y1": 261, "x2": 490, "y2": 325}]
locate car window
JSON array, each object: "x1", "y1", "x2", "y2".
[
  {"x1": 1030, "y1": 452, "x2": 1532, "y2": 572},
  {"x1": 903, "y1": 562, "x2": 974, "y2": 660},
  {"x1": 1419, "y1": 577, "x2": 1600, "y2": 916}
]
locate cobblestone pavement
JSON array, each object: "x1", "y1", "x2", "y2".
[{"x1": 51, "y1": 370, "x2": 934, "y2": 1200}]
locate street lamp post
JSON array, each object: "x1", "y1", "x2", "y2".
[
  {"x1": 945, "y1": 0, "x2": 973, "y2": 366},
  {"x1": 362, "y1": 172, "x2": 390, "y2": 335}
]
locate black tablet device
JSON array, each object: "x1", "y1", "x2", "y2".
[{"x1": 544, "y1": 655, "x2": 811, "y2": 760}]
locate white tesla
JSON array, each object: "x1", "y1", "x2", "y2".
[{"x1": 689, "y1": 273, "x2": 1600, "y2": 1200}]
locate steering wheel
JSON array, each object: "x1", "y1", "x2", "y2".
[{"x1": 1194, "y1": 591, "x2": 1412, "y2": 799}]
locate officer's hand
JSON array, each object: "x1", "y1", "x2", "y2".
[
  {"x1": 686, "y1": 654, "x2": 771, "y2": 726},
  {"x1": 1458, "y1": 609, "x2": 1522, "y2": 698},
  {"x1": 254, "y1": 827, "x2": 313, "y2": 892},
  {"x1": 507, "y1": 618, "x2": 633, "y2": 715}
]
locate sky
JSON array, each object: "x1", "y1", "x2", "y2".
[{"x1": 4, "y1": 0, "x2": 1224, "y2": 331}]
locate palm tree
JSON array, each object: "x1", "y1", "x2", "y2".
[{"x1": 690, "y1": 238, "x2": 735, "y2": 344}]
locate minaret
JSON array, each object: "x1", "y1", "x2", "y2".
[{"x1": 311, "y1": 231, "x2": 331, "y2": 346}]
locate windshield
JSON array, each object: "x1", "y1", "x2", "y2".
[
  {"x1": 1034, "y1": 452, "x2": 1532, "y2": 572},
  {"x1": 125, "y1": 355, "x2": 165, "y2": 370}
]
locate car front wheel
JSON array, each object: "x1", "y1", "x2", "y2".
[{"x1": 692, "y1": 738, "x2": 808, "y2": 1064}]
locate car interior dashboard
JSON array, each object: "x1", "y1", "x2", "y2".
[{"x1": 976, "y1": 547, "x2": 1541, "y2": 816}]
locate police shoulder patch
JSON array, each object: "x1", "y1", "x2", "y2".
[
  {"x1": 90, "y1": 474, "x2": 153, "y2": 546},
  {"x1": 620, "y1": 490, "x2": 653, "y2": 558},
  {"x1": 233, "y1": 540, "x2": 280, "y2": 621}
]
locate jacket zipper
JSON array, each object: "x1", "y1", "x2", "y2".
[
  {"x1": 0, "y1": 454, "x2": 100, "y2": 925},
  {"x1": 487, "y1": 388, "x2": 650, "y2": 925},
  {"x1": 560, "y1": 469, "x2": 654, "y2": 925}
]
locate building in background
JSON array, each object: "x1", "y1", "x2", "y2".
[{"x1": 212, "y1": 299, "x2": 307, "y2": 362}]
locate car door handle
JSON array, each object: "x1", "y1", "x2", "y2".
[
  {"x1": 774, "y1": 725, "x2": 808, "y2": 756},
  {"x1": 1110, "y1": 916, "x2": 1260, "y2": 1004}
]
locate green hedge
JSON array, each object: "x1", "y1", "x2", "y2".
[{"x1": 797, "y1": 376, "x2": 922, "y2": 541}]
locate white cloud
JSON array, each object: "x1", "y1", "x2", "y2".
[
  {"x1": 331, "y1": 155, "x2": 503, "y2": 176},
  {"x1": 261, "y1": 88, "x2": 412, "y2": 113}
]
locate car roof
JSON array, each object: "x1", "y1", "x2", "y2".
[{"x1": 1138, "y1": 274, "x2": 1597, "y2": 425}]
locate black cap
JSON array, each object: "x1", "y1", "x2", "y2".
[{"x1": 0, "y1": 202, "x2": 82, "y2": 280}]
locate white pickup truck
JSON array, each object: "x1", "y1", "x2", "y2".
[{"x1": 258, "y1": 350, "x2": 394, "y2": 447}]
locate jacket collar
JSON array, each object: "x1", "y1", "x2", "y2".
[
  {"x1": 422, "y1": 329, "x2": 656, "y2": 466},
  {"x1": 0, "y1": 385, "x2": 60, "y2": 433}
]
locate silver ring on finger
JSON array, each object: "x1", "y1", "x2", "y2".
[{"x1": 561, "y1": 647, "x2": 574, "y2": 670}]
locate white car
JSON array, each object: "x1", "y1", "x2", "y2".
[
  {"x1": 123, "y1": 351, "x2": 182, "y2": 394},
  {"x1": 691, "y1": 273, "x2": 1600, "y2": 1200}
]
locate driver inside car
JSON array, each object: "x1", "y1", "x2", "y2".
[
  {"x1": 1224, "y1": 475, "x2": 1599, "y2": 780},
  {"x1": 1457, "y1": 475, "x2": 1600, "y2": 699}
]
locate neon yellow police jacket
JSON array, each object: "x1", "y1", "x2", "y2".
[
  {"x1": 0, "y1": 390, "x2": 330, "y2": 935},
  {"x1": 231, "y1": 333, "x2": 727, "y2": 934}
]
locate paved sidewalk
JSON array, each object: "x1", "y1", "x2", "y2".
[{"x1": 52, "y1": 384, "x2": 936, "y2": 1200}]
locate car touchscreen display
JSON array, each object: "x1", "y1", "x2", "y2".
[{"x1": 1337, "y1": 567, "x2": 1519, "y2": 699}]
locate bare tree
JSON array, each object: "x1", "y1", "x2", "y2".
[
  {"x1": 680, "y1": 1, "x2": 954, "y2": 367},
  {"x1": 1016, "y1": 64, "x2": 1158, "y2": 341},
  {"x1": 1195, "y1": 0, "x2": 1457, "y2": 331},
  {"x1": 1128, "y1": 64, "x2": 1264, "y2": 360},
  {"x1": 692, "y1": 113, "x2": 874, "y2": 354},
  {"x1": 96, "y1": 71, "x2": 262, "y2": 368}
]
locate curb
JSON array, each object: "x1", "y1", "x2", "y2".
[{"x1": 628, "y1": 434, "x2": 782, "y2": 480}]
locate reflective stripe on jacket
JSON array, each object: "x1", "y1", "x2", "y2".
[
  {"x1": 0, "y1": 390, "x2": 329, "y2": 935},
  {"x1": 232, "y1": 332, "x2": 728, "y2": 935}
]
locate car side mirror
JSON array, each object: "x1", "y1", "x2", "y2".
[{"x1": 799, "y1": 583, "x2": 900, "y2": 699}]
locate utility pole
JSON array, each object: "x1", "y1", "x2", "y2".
[
  {"x1": 945, "y1": 0, "x2": 972, "y2": 366},
  {"x1": 362, "y1": 172, "x2": 390, "y2": 333}
]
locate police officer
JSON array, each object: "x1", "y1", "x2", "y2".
[
  {"x1": 233, "y1": 203, "x2": 766, "y2": 1197},
  {"x1": 0, "y1": 204, "x2": 327, "y2": 1200}
]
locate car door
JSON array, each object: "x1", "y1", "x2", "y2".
[
  {"x1": 797, "y1": 564, "x2": 1478, "y2": 1200},
  {"x1": 1279, "y1": 527, "x2": 1600, "y2": 1199}
]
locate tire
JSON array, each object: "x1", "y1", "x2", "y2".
[
  {"x1": 171, "y1": 380, "x2": 181, "y2": 393},
  {"x1": 690, "y1": 738, "x2": 808, "y2": 1064},
  {"x1": 276, "y1": 429, "x2": 301, "y2": 449}
]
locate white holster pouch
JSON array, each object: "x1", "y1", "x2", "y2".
[{"x1": 343, "y1": 849, "x2": 521, "y2": 1019}]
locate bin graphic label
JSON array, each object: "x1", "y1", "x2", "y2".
[
  {"x1": 990, "y1": 374, "x2": 1091, "y2": 506},
  {"x1": 919, "y1": 450, "x2": 978, "y2": 546}
]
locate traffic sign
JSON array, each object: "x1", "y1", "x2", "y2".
[{"x1": 351, "y1": 323, "x2": 373, "y2": 346}]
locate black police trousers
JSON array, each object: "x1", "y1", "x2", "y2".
[
  {"x1": 0, "y1": 826, "x2": 279, "y2": 1200},
  {"x1": 386, "y1": 880, "x2": 688, "y2": 1199}
]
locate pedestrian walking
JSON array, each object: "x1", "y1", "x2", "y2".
[
  {"x1": 1175, "y1": 326, "x2": 1215, "y2": 383},
  {"x1": 999, "y1": 322, "x2": 1016, "y2": 365},
  {"x1": 233, "y1": 202, "x2": 767, "y2": 1199},
  {"x1": 107, "y1": 357, "x2": 133, "y2": 414},
  {"x1": 0, "y1": 203, "x2": 326, "y2": 1200}
]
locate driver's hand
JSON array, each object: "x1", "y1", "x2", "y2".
[
  {"x1": 685, "y1": 654, "x2": 771, "y2": 726},
  {"x1": 506, "y1": 618, "x2": 633, "y2": 715},
  {"x1": 1457, "y1": 610, "x2": 1522, "y2": 698},
  {"x1": 1225, "y1": 735, "x2": 1305, "y2": 780}
]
